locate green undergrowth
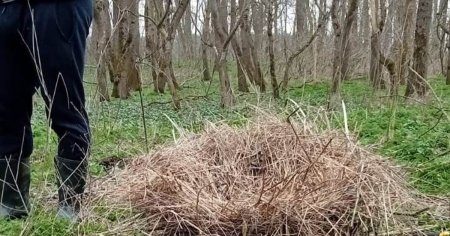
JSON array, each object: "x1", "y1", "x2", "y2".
[
  {"x1": 287, "y1": 77, "x2": 450, "y2": 194},
  {"x1": 1, "y1": 68, "x2": 449, "y2": 235}
]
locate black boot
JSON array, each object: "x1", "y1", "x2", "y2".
[
  {"x1": 54, "y1": 156, "x2": 87, "y2": 222},
  {"x1": 0, "y1": 158, "x2": 30, "y2": 219}
]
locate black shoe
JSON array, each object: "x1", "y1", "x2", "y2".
[
  {"x1": 0, "y1": 157, "x2": 30, "y2": 219},
  {"x1": 54, "y1": 156, "x2": 87, "y2": 222}
]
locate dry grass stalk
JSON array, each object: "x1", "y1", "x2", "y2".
[{"x1": 95, "y1": 115, "x2": 433, "y2": 235}]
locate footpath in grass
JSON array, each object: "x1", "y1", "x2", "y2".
[{"x1": 0, "y1": 75, "x2": 448, "y2": 235}]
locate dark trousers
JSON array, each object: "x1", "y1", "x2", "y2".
[{"x1": 0, "y1": 0, "x2": 92, "y2": 161}]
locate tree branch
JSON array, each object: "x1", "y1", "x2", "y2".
[
  {"x1": 125, "y1": 9, "x2": 158, "y2": 27},
  {"x1": 167, "y1": 0, "x2": 190, "y2": 40},
  {"x1": 158, "y1": 0, "x2": 172, "y2": 29},
  {"x1": 281, "y1": 11, "x2": 330, "y2": 90},
  {"x1": 222, "y1": 2, "x2": 248, "y2": 51}
]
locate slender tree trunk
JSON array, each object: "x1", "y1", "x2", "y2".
[
  {"x1": 236, "y1": 61, "x2": 249, "y2": 92},
  {"x1": 436, "y1": 0, "x2": 448, "y2": 75},
  {"x1": 162, "y1": 41, "x2": 181, "y2": 109},
  {"x1": 316, "y1": 0, "x2": 327, "y2": 78},
  {"x1": 370, "y1": 32, "x2": 385, "y2": 89},
  {"x1": 163, "y1": 0, "x2": 190, "y2": 109},
  {"x1": 430, "y1": 0, "x2": 440, "y2": 74},
  {"x1": 146, "y1": 0, "x2": 189, "y2": 109},
  {"x1": 113, "y1": 0, "x2": 141, "y2": 99},
  {"x1": 406, "y1": 0, "x2": 433, "y2": 98},
  {"x1": 440, "y1": 2, "x2": 450, "y2": 85},
  {"x1": 361, "y1": 0, "x2": 370, "y2": 47},
  {"x1": 230, "y1": 0, "x2": 249, "y2": 92},
  {"x1": 92, "y1": 0, "x2": 111, "y2": 101},
  {"x1": 395, "y1": 0, "x2": 415, "y2": 88},
  {"x1": 295, "y1": 0, "x2": 307, "y2": 37},
  {"x1": 211, "y1": 0, "x2": 235, "y2": 108},
  {"x1": 339, "y1": 0, "x2": 359, "y2": 82},
  {"x1": 239, "y1": 0, "x2": 265, "y2": 92},
  {"x1": 145, "y1": 0, "x2": 159, "y2": 92},
  {"x1": 369, "y1": 0, "x2": 386, "y2": 89},
  {"x1": 267, "y1": 0, "x2": 278, "y2": 98},
  {"x1": 252, "y1": 1, "x2": 264, "y2": 54},
  {"x1": 201, "y1": 0, "x2": 212, "y2": 81},
  {"x1": 330, "y1": 0, "x2": 359, "y2": 107},
  {"x1": 182, "y1": 1, "x2": 193, "y2": 59},
  {"x1": 447, "y1": 39, "x2": 450, "y2": 84},
  {"x1": 109, "y1": 1, "x2": 120, "y2": 98},
  {"x1": 128, "y1": 0, "x2": 141, "y2": 91},
  {"x1": 331, "y1": 0, "x2": 343, "y2": 98},
  {"x1": 155, "y1": 1, "x2": 170, "y2": 94}
]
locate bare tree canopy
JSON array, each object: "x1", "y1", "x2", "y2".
[{"x1": 88, "y1": 0, "x2": 449, "y2": 107}]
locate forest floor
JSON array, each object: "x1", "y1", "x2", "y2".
[{"x1": 1, "y1": 65, "x2": 449, "y2": 235}]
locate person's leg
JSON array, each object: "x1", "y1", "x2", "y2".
[
  {"x1": 21, "y1": 0, "x2": 93, "y2": 220},
  {"x1": 0, "y1": 2, "x2": 35, "y2": 219}
]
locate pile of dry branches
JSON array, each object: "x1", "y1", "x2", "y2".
[{"x1": 95, "y1": 116, "x2": 431, "y2": 235}]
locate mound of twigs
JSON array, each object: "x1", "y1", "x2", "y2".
[{"x1": 96, "y1": 116, "x2": 433, "y2": 235}]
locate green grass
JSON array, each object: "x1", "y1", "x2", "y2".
[
  {"x1": 286, "y1": 77, "x2": 450, "y2": 194},
  {"x1": 1, "y1": 67, "x2": 449, "y2": 235}
]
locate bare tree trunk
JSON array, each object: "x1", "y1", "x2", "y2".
[
  {"x1": 447, "y1": 38, "x2": 450, "y2": 85},
  {"x1": 252, "y1": 1, "x2": 264, "y2": 53},
  {"x1": 331, "y1": 0, "x2": 343, "y2": 100},
  {"x1": 92, "y1": 0, "x2": 111, "y2": 102},
  {"x1": 248, "y1": 5, "x2": 265, "y2": 92},
  {"x1": 293, "y1": 0, "x2": 308, "y2": 76},
  {"x1": 361, "y1": 0, "x2": 370, "y2": 48},
  {"x1": 437, "y1": 0, "x2": 449, "y2": 79},
  {"x1": 383, "y1": 0, "x2": 395, "y2": 50},
  {"x1": 181, "y1": 1, "x2": 193, "y2": 59},
  {"x1": 395, "y1": 0, "x2": 415, "y2": 89},
  {"x1": 162, "y1": 0, "x2": 190, "y2": 109},
  {"x1": 239, "y1": 0, "x2": 265, "y2": 92},
  {"x1": 129, "y1": 0, "x2": 141, "y2": 91},
  {"x1": 406, "y1": 0, "x2": 433, "y2": 98},
  {"x1": 369, "y1": 0, "x2": 386, "y2": 89},
  {"x1": 430, "y1": 0, "x2": 441, "y2": 74},
  {"x1": 201, "y1": 0, "x2": 212, "y2": 81},
  {"x1": 145, "y1": 0, "x2": 159, "y2": 92},
  {"x1": 370, "y1": 0, "x2": 415, "y2": 97},
  {"x1": 145, "y1": 0, "x2": 189, "y2": 109},
  {"x1": 109, "y1": 1, "x2": 120, "y2": 98},
  {"x1": 437, "y1": 0, "x2": 450, "y2": 85},
  {"x1": 169, "y1": 60, "x2": 180, "y2": 90},
  {"x1": 316, "y1": 0, "x2": 327, "y2": 78},
  {"x1": 370, "y1": 33, "x2": 384, "y2": 88},
  {"x1": 295, "y1": 0, "x2": 307, "y2": 37},
  {"x1": 339, "y1": 0, "x2": 359, "y2": 82},
  {"x1": 113, "y1": 0, "x2": 141, "y2": 99},
  {"x1": 211, "y1": 0, "x2": 235, "y2": 108},
  {"x1": 329, "y1": 0, "x2": 359, "y2": 108},
  {"x1": 230, "y1": 0, "x2": 249, "y2": 92},
  {"x1": 155, "y1": 2, "x2": 170, "y2": 94},
  {"x1": 267, "y1": 0, "x2": 278, "y2": 98}
]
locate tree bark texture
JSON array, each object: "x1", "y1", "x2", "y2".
[
  {"x1": 406, "y1": 0, "x2": 433, "y2": 98},
  {"x1": 92, "y1": 0, "x2": 112, "y2": 101}
]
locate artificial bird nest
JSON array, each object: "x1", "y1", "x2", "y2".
[{"x1": 95, "y1": 115, "x2": 435, "y2": 235}]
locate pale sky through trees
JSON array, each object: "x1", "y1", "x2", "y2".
[
  {"x1": 136, "y1": 0, "x2": 298, "y2": 35},
  {"x1": 123, "y1": 0, "x2": 450, "y2": 37}
]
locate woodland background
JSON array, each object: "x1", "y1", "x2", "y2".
[
  {"x1": 1, "y1": 0, "x2": 450, "y2": 234},
  {"x1": 89, "y1": 0, "x2": 450, "y2": 107}
]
